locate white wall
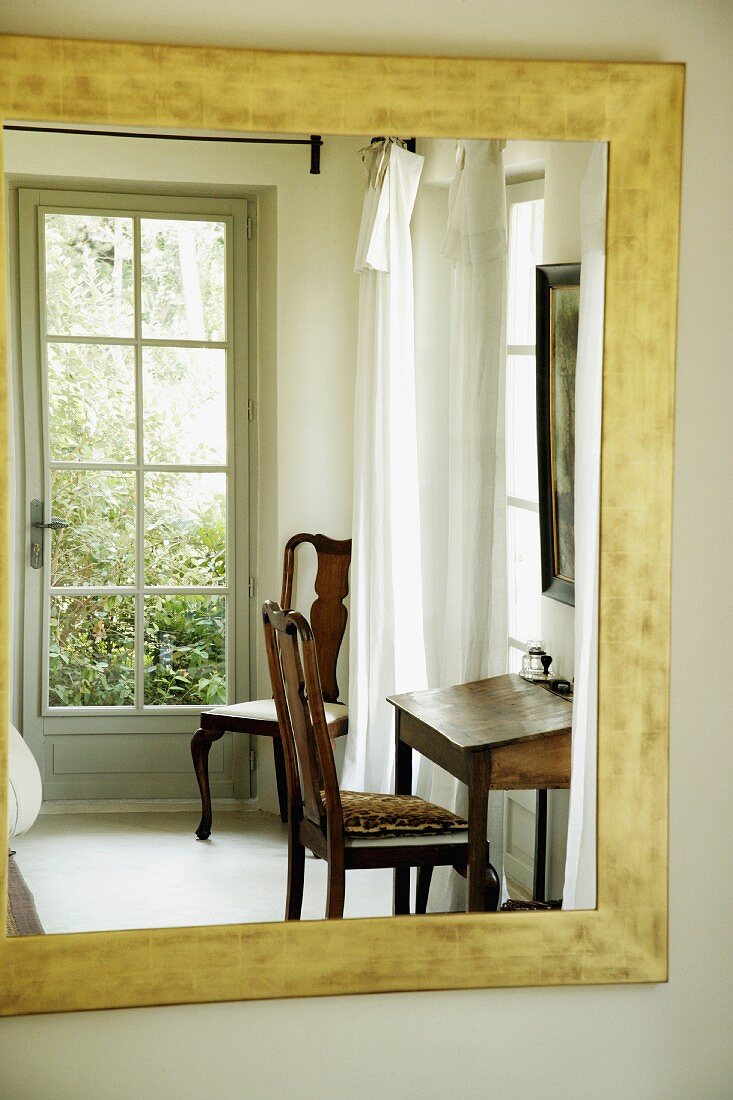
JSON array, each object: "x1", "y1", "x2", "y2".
[
  {"x1": 540, "y1": 141, "x2": 594, "y2": 683},
  {"x1": 1, "y1": 3, "x2": 732, "y2": 1098},
  {"x1": 5, "y1": 128, "x2": 364, "y2": 809},
  {"x1": 539, "y1": 141, "x2": 596, "y2": 893}
]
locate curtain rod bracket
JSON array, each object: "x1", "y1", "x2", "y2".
[{"x1": 310, "y1": 135, "x2": 322, "y2": 175}]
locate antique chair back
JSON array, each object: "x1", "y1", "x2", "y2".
[
  {"x1": 191, "y1": 534, "x2": 350, "y2": 838},
  {"x1": 262, "y1": 601, "x2": 343, "y2": 843},
  {"x1": 280, "y1": 533, "x2": 351, "y2": 704},
  {"x1": 262, "y1": 600, "x2": 499, "y2": 921}
]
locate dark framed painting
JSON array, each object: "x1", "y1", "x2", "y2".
[{"x1": 536, "y1": 263, "x2": 580, "y2": 607}]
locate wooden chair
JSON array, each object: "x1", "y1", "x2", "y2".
[
  {"x1": 263, "y1": 600, "x2": 501, "y2": 919},
  {"x1": 191, "y1": 534, "x2": 351, "y2": 839}
]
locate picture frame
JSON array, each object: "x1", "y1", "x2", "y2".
[
  {"x1": 0, "y1": 36, "x2": 683, "y2": 1016},
  {"x1": 536, "y1": 263, "x2": 581, "y2": 606}
]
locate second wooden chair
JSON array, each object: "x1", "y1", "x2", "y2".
[
  {"x1": 191, "y1": 534, "x2": 351, "y2": 839},
  {"x1": 263, "y1": 600, "x2": 500, "y2": 918}
]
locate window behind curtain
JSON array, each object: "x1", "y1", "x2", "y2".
[{"x1": 505, "y1": 180, "x2": 544, "y2": 669}]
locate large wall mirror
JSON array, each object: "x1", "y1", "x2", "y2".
[{"x1": 0, "y1": 37, "x2": 683, "y2": 1015}]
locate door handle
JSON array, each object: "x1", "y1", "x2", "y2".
[
  {"x1": 30, "y1": 499, "x2": 69, "y2": 569},
  {"x1": 32, "y1": 518, "x2": 70, "y2": 530}
]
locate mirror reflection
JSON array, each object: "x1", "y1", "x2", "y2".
[{"x1": 5, "y1": 125, "x2": 605, "y2": 935}]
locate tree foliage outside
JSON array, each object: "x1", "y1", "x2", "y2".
[
  {"x1": 143, "y1": 346, "x2": 226, "y2": 466},
  {"x1": 44, "y1": 210, "x2": 228, "y2": 709},
  {"x1": 48, "y1": 342, "x2": 136, "y2": 463},
  {"x1": 144, "y1": 473, "x2": 226, "y2": 588},
  {"x1": 143, "y1": 595, "x2": 226, "y2": 706},
  {"x1": 49, "y1": 592, "x2": 227, "y2": 708},
  {"x1": 45, "y1": 214, "x2": 134, "y2": 338},
  {"x1": 141, "y1": 219, "x2": 225, "y2": 342},
  {"x1": 49, "y1": 594, "x2": 136, "y2": 707}
]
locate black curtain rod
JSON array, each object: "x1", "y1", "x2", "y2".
[{"x1": 3, "y1": 124, "x2": 323, "y2": 174}]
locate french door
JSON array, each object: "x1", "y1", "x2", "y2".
[{"x1": 17, "y1": 188, "x2": 252, "y2": 799}]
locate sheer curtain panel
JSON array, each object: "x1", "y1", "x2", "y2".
[
  {"x1": 562, "y1": 143, "x2": 607, "y2": 910},
  {"x1": 342, "y1": 140, "x2": 427, "y2": 795},
  {"x1": 416, "y1": 139, "x2": 509, "y2": 909}
]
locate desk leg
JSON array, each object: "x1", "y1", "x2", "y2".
[
  {"x1": 466, "y1": 752, "x2": 491, "y2": 912},
  {"x1": 393, "y1": 711, "x2": 412, "y2": 915}
]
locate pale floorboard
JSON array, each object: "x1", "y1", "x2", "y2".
[{"x1": 10, "y1": 809, "x2": 396, "y2": 934}]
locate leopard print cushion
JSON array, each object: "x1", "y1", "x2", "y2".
[{"x1": 337, "y1": 790, "x2": 468, "y2": 838}]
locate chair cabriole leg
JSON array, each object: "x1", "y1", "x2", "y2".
[{"x1": 191, "y1": 726, "x2": 224, "y2": 839}]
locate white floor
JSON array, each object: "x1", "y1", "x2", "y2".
[{"x1": 11, "y1": 808, "x2": 396, "y2": 934}]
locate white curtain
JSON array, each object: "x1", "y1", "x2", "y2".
[
  {"x1": 562, "y1": 143, "x2": 607, "y2": 909},
  {"x1": 416, "y1": 139, "x2": 509, "y2": 910},
  {"x1": 342, "y1": 139, "x2": 427, "y2": 795}
]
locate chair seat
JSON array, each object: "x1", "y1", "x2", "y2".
[
  {"x1": 346, "y1": 830, "x2": 469, "y2": 848},
  {"x1": 338, "y1": 790, "x2": 468, "y2": 839},
  {"x1": 206, "y1": 699, "x2": 348, "y2": 724}
]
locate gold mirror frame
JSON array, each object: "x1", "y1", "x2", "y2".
[{"x1": 0, "y1": 36, "x2": 683, "y2": 1016}]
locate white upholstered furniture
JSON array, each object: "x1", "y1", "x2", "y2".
[{"x1": 7, "y1": 725, "x2": 42, "y2": 840}]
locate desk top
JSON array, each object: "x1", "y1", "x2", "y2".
[{"x1": 388, "y1": 674, "x2": 572, "y2": 754}]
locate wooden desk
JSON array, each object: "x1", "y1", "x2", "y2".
[{"x1": 388, "y1": 674, "x2": 572, "y2": 912}]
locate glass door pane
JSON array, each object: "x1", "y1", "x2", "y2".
[
  {"x1": 144, "y1": 472, "x2": 227, "y2": 587},
  {"x1": 47, "y1": 343, "x2": 136, "y2": 462},
  {"x1": 140, "y1": 218, "x2": 226, "y2": 340},
  {"x1": 49, "y1": 594, "x2": 136, "y2": 707},
  {"x1": 41, "y1": 205, "x2": 232, "y2": 711},
  {"x1": 50, "y1": 470, "x2": 136, "y2": 587},
  {"x1": 142, "y1": 347, "x2": 227, "y2": 465},
  {"x1": 143, "y1": 594, "x2": 226, "y2": 706},
  {"x1": 44, "y1": 213, "x2": 134, "y2": 337}
]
